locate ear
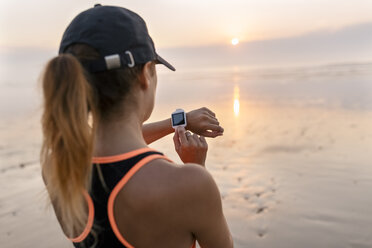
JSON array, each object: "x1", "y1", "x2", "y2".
[{"x1": 137, "y1": 61, "x2": 154, "y2": 90}]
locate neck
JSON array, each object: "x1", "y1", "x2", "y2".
[{"x1": 93, "y1": 111, "x2": 147, "y2": 157}]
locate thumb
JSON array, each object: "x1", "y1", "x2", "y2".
[
  {"x1": 173, "y1": 128, "x2": 181, "y2": 151},
  {"x1": 177, "y1": 126, "x2": 188, "y2": 145}
]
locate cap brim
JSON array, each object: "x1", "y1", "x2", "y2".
[{"x1": 156, "y1": 54, "x2": 176, "y2": 71}]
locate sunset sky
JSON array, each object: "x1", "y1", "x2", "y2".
[{"x1": 1, "y1": 0, "x2": 372, "y2": 50}]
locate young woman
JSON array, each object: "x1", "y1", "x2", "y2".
[{"x1": 41, "y1": 4, "x2": 233, "y2": 248}]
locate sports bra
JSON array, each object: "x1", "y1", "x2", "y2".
[{"x1": 68, "y1": 147, "x2": 197, "y2": 248}]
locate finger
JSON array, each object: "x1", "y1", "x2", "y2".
[
  {"x1": 206, "y1": 124, "x2": 224, "y2": 134},
  {"x1": 185, "y1": 131, "x2": 192, "y2": 140},
  {"x1": 192, "y1": 133, "x2": 202, "y2": 146},
  {"x1": 187, "y1": 133, "x2": 198, "y2": 146},
  {"x1": 173, "y1": 130, "x2": 181, "y2": 151},
  {"x1": 201, "y1": 128, "x2": 224, "y2": 138},
  {"x1": 199, "y1": 135, "x2": 208, "y2": 146},
  {"x1": 208, "y1": 115, "x2": 219, "y2": 122},
  {"x1": 206, "y1": 115, "x2": 219, "y2": 126},
  {"x1": 210, "y1": 130, "x2": 224, "y2": 136},
  {"x1": 200, "y1": 130, "x2": 220, "y2": 138},
  {"x1": 200, "y1": 131, "x2": 215, "y2": 138},
  {"x1": 203, "y1": 107, "x2": 216, "y2": 117},
  {"x1": 177, "y1": 126, "x2": 189, "y2": 145},
  {"x1": 204, "y1": 111, "x2": 218, "y2": 121}
]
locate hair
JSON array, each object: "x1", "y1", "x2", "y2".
[{"x1": 40, "y1": 44, "x2": 145, "y2": 237}]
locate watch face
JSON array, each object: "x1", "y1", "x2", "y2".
[{"x1": 172, "y1": 112, "x2": 185, "y2": 126}]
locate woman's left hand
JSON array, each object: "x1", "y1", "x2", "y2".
[{"x1": 186, "y1": 107, "x2": 224, "y2": 138}]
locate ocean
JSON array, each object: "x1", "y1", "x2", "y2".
[{"x1": 1, "y1": 52, "x2": 372, "y2": 247}]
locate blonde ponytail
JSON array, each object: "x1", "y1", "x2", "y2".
[{"x1": 41, "y1": 53, "x2": 96, "y2": 237}]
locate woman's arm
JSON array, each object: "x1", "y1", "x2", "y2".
[
  {"x1": 173, "y1": 128, "x2": 233, "y2": 247},
  {"x1": 143, "y1": 107, "x2": 224, "y2": 144},
  {"x1": 142, "y1": 118, "x2": 174, "y2": 144},
  {"x1": 182, "y1": 165, "x2": 234, "y2": 248}
]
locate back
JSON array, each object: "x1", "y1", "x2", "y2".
[
  {"x1": 111, "y1": 149, "x2": 233, "y2": 248},
  {"x1": 68, "y1": 147, "x2": 196, "y2": 248}
]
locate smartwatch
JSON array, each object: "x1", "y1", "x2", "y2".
[{"x1": 171, "y1": 109, "x2": 187, "y2": 128}]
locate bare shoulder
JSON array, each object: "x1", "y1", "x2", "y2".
[
  {"x1": 175, "y1": 163, "x2": 223, "y2": 218},
  {"x1": 124, "y1": 159, "x2": 221, "y2": 212},
  {"x1": 151, "y1": 160, "x2": 219, "y2": 198},
  {"x1": 146, "y1": 160, "x2": 222, "y2": 217},
  {"x1": 176, "y1": 163, "x2": 220, "y2": 199},
  {"x1": 118, "y1": 159, "x2": 232, "y2": 247}
]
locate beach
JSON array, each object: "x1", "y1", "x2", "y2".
[{"x1": 1, "y1": 62, "x2": 372, "y2": 247}]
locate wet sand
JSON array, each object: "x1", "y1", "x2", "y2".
[
  {"x1": 1, "y1": 63, "x2": 372, "y2": 247},
  {"x1": 151, "y1": 102, "x2": 372, "y2": 248}
]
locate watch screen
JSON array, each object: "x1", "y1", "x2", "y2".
[{"x1": 172, "y1": 112, "x2": 185, "y2": 126}]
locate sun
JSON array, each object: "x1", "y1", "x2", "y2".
[{"x1": 231, "y1": 38, "x2": 239, "y2": 46}]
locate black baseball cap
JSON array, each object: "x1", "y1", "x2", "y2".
[{"x1": 59, "y1": 4, "x2": 175, "y2": 72}]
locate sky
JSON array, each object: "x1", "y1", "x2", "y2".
[{"x1": 1, "y1": 0, "x2": 372, "y2": 50}]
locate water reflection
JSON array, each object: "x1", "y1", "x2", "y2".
[{"x1": 234, "y1": 85, "x2": 240, "y2": 117}]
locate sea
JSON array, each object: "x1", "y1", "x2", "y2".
[{"x1": 1, "y1": 49, "x2": 372, "y2": 247}]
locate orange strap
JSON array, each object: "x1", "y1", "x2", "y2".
[
  {"x1": 68, "y1": 190, "x2": 95, "y2": 242},
  {"x1": 92, "y1": 147, "x2": 158, "y2": 164},
  {"x1": 108, "y1": 154, "x2": 173, "y2": 247},
  {"x1": 68, "y1": 151, "x2": 196, "y2": 248}
]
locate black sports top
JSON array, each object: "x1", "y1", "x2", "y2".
[{"x1": 67, "y1": 147, "x2": 196, "y2": 248}]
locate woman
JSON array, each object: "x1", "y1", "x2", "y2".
[{"x1": 41, "y1": 4, "x2": 233, "y2": 248}]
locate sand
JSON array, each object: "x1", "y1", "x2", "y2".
[{"x1": 1, "y1": 63, "x2": 372, "y2": 247}]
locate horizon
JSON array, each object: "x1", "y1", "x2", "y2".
[
  {"x1": 1, "y1": 20, "x2": 371, "y2": 51},
  {"x1": 1, "y1": 21, "x2": 371, "y2": 73},
  {"x1": 1, "y1": 0, "x2": 372, "y2": 89},
  {"x1": 1, "y1": 0, "x2": 372, "y2": 50}
]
